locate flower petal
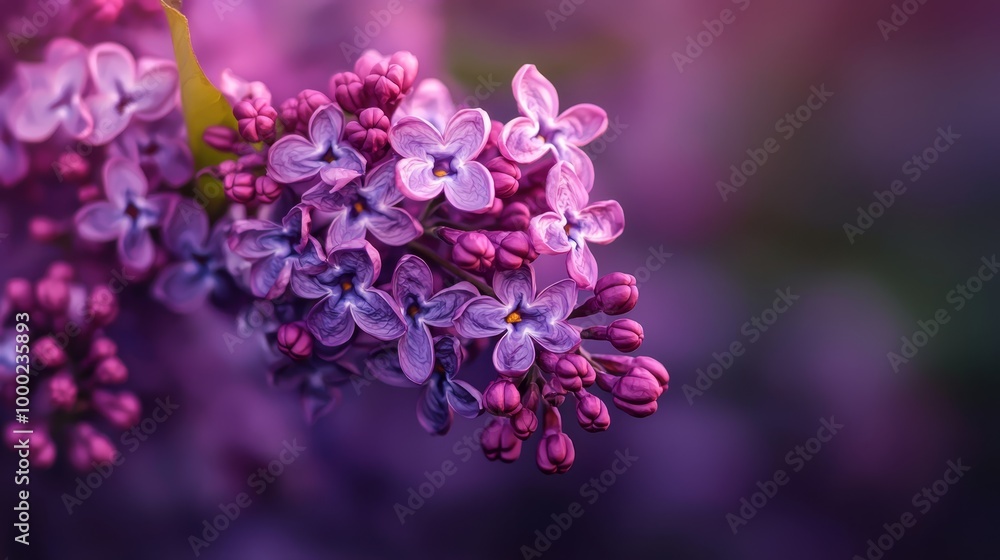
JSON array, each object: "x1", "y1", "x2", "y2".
[
  {"x1": 555, "y1": 143, "x2": 596, "y2": 192},
  {"x1": 532, "y1": 278, "x2": 578, "y2": 321},
  {"x1": 250, "y1": 256, "x2": 292, "y2": 299},
  {"x1": 544, "y1": 161, "x2": 588, "y2": 216},
  {"x1": 398, "y1": 322, "x2": 435, "y2": 384},
  {"x1": 454, "y1": 297, "x2": 508, "y2": 338},
  {"x1": 578, "y1": 200, "x2": 625, "y2": 245},
  {"x1": 433, "y1": 335, "x2": 463, "y2": 377},
  {"x1": 152, "y1": 261, "x2": 214, "y2": 313},
  {"x1": 512, "y1": 64, "x2": 559, "y2": 121},
  {"x1": 350, "y1": 288, "x2": 406, "y2": 340},
  {"x1": 306, "y1": 295, "x2": 355, "y2": 346},
  {"x1": 389, "y1": 116, "x2": 443, "y2": 159},
  {"x1": 417, "y1": 376, "x2": 453, "y2": 435},
  {"x1": 118, "y1": 226, "x2": 155, "y2": 272},
  {"x1": 329, "y1": 240, "x2": 381, "y2": 287},
  {"x1": 444, "y1": 161, "x2": 494, "y2": 212},
  {"x1": 393, "y1": 78, "x2": 455, "y2": 132},
  {"x1": 325, "y1": 211, "x2": 367, "y2": 251},
  {"x1": 319, "y1": 146, "x2": 367, "y2": 185},
  {"x1": 75, "y1": 201, "x2": 126, "y2": 242},
  {"x1": 444, "y1": 108, "x2": 489, "y2": 162},
  {"x1": 499, "y1": 116, "x2": 549, "y2": 164},
  {"x1": 494, "y1": 266, "x2": 536, "y2": 307},
  {"x1": 494, "y1": 329, "x2": 535, "y2": 374},
  {"x1": 365, "y1": 347, "x2": 413, "y2": 388},
  {"x1": 567, "y1": 241, "x2": 598, "y2": 289},
  {"x1": 363, "y1": 158, "x2": 403, "y2": 207},
  {"x1": 366, "y1": 207, "x2": 422, "y2": 246},
  {"x1": 556, "y1": 103, "x2": 608, "y2": 146},
  {"x1": 131, "y1": 59, "x2": 179, "y2": 120},
  {"x1": 267, "y1": 134, "x2": 324, "y2": 184},
  {"x1": 8, "y1": 93, "x2": 61, "y2": 143},
  {"x1": 88, "y1": 43, "x2": 136, "y2": 95},
  {"x1": 446, "y1": 379, "x2": 483, "y2": 419},
  {"x1": 161, "y1": 199, "x2": 208, "y2": 256},
  {"x1": 396, "y1": 157, "x2": 441, "y2": 201},
  {"x1": 529, "y1": 212, "x2": 572, "y2": 255},
  {"x1": 423, "y1": 282, "x2": 478, "y2": 327},
  {"x1": 85, "y1": 92, "x2": 132, "y2": 145},
  {"x1": 392, "y1": 254, "x2": 433, "y2": 302},
  {"x1": 531, "y1": 320, "x2": 580, "y2": 354},
  {"x1": 103, "y1": 157, "x2": 148, "y2": 206},
  {"x1": 309, "y1": 104, "x2": 346, "y2": 146}
]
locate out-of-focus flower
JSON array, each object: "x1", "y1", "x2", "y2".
[
  {"x1": 6, "y1": 38, "x2": 92, "y2": 142},
  {"x1": 390, "y1": 108, "x2": 495, "y2": 212},
  {"x1": 153, "y1": 200, "x2": 232, "y2": 313},
  {"x1": 218, "y1": 68, "x2": 272, "y2": 106},
  {"x1": 500, "y1": 64, "x2": 608, "y2": 189},
  {"x1": 110, "y1": 112, "x2": 193, "y2": 187},
  {"x1": 454, "y1": 265, "x2": 579, "y2": 374}
]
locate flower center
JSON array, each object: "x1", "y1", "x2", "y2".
[
  {"x1": 115, "y1": 93, "x2": 135, "y2": 115},
  {"x1": 352, "y1": 201, "x2": 365, "y2": 214},
  {"x1": 341, "y1": 280, "x2": 353, "y2": 291},
  {"x1": 323, "y1": 148, "x2": 338, "y2": 163},
  {"x1": 124, "y1": 202, "x2": 141, "y2": 220},
  {"x1": 505, "y1": 311, "x2": 522, "y2": 324},
  {"x1": 407, "y1": 304, "x2": 421, "y2": 317},
  {"x1": 432, "y1": 156, "x2": 454, "y2": 178}
]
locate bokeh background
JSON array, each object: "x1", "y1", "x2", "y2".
[{"x1": 3, "y1": 0, "x2": 999, "y2": 558}]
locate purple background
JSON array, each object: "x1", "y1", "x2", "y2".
[{"x1": 3, "y1": 0, "x2": 999, "y2": 558}]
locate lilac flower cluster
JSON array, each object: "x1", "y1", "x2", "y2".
[
  {"x1": 0, "y1": 264, "x2": 138, "y2": 471},
  {"x1": 212, "y1": 52, "x2": 669, "y2": 473}
]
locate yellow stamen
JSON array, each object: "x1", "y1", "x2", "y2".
[
  {"x1": 407, "y1": 304, "x2": 421, "y2": 317},
  {"x1": 341, "y1": 281, "x2": 353, "y2": 291},
  {"x1": 505, "y1": 311, "x2": 522, "y2": 324},
  {"x1": 564, "y1": 223, "x2": 571, "y2": 235},
  {"x1": 433, "y1": 169, "x2": 448, "y2": 178},
  {"x1": 536, "y1": 134, "x2": 546, "y2": 142},
  {"x1": 353, "y1": 201, "x2": 365, "y2": 213}
]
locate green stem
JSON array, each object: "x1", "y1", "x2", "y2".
[{"x1": 406, "y1": 241, "x2": 495, "y2": 297}]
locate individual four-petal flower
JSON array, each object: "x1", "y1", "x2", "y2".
[
  {"x1": 7, "y1": 38, "x2": 93, "y2": 142},
  {"x1": 500, "y1": 64, "x2": 608, "y2": 190},
  {"x1": 454, "y1": 265, "x2": 580, "y2": 374},
  {"x1": 83, "y1": 42, "x2": 179, "y2": 145},
  {"x1": 152, "y1": 200, "x2": 231, "y2": 313},
  {"x1": 529, "y1": 162, "x2": 624, "y2": 289},
  {"x1": 74, "y1": 158, "x2": 174, "y2": 272},
  {"x1": 391, "y1": 255, "x2": 477, "y2": 383},
  {"x1": 267, "y1": 104, "x2": 366, "y2": 186},
  {"x1": 110, "y1": 112, "x2": 193, "y2": 187},
  {"x1": 291, "y1": 240, "x2": 405, "y2": 347},
  {"x1": 389, "y1": 108, "x2": 495, "y2": 212},
  {"x1": 228, "y1": 206, "x2": 325, "y2": 299}
]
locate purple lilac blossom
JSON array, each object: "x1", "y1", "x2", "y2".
[
  {"x1": 267, "y1": 103, "x2": 366, "y2": 186},
  {"x1": 228, "y1": 205, "x2": 325, "y2": 299},
  {"x1": 152, "y1": 200, "x2": 232, "y2": 313},
  {"x1": 110, "y1": 112, "x2": 193, "y2": 187},
  {"x1": 6, "y1": 38, "x2": 93, "y2": 142}
]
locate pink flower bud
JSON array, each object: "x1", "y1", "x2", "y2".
[
  {"x1": 594, "y1": 273, "x2": 638, "y2": 315},
  {"x1": 537, "y1": 432, "x2": 575, "y2": 474},
  {"x1": 277, "y1": 322, "x2": 313, "y2": 360},
  {"x1": 484, "y1": 379, "x2": 522, "y2": 417},
  {"x1": 388, "y1": 51, "x2": 419, "y2": 92},
  {"x1": 46, "y1": 261, "x2": 75, "y2": 281},
  {"x1": 78, "y1": 184, "x2": 102, "y2": 203},
  {"x1": 234, "y1": 98, "x2": 278, "y2": 143},
  {"x1": 29, "y1": 216, "x2": 67, "y2": 242},
  {"x1": 452, "y1": 232, "x2": 495, "y2": 272},
  {"x1": 541, "y1": 377, "x2": 567, "y2": 407},
  {"x1": 633, "y1": 356, "x2": 669, "y2": 387},
  {"x1": 542, "y1": 353, "x2": 595, "y2": 393},
  {"x1": 255, "y1": 176, "x2": 282, "y2": 204},
  {"x1": 35, "y1": 278, "x2": 70, "y2": 314},
  {"x1": 89, "y1": 337, "x2": 118, "y2": 361},
  {"x1": 364, "y1": 63, "x2": 405, "y2": 110},
  {"x1": 278, "y1": 97, "x2": 300, "y2": 131},
  {"x1": 35, "y1": 336, "x2": 67, "y2": 369},
  {"x1": 499, "y1": 201, "x2": 531, "y2": 231},
  {"x1": 296, "y1": 89, "x2": 333, "y2": 125},
  {"x1": 224, "y1": 171, "x2": 256, "y2": 203},
  {"x1": 481, "y1": 419, "x2": 522, "y2": 463},
  {"x1": 80, "y1": 0, "x2": 124, "y2": 23},
  {"x1": 511, "y1": 407, "x2": 538, "y2": 440},
  {"x1": 203, "y1": 125, "x2": 240, "y2": 152},
  {"x1": 87, "y1": 285, "x2": 118, "y2": 326},
  {"x1": 494, "y1": 231, "x2": 537, "y2": 270},
  {"x1": 94, "y1": 356, "x2": 128, "y2": 385},
  {"x1": 92, "y1": 389, "x2": 142, "y2": 429},
  {"x1": 345, "y1": 107, "x2": 390, "y2": 159},
  {"x1": 330, "y1": 72, "x2": 366, "y2": 114},
  {"x1": 611, "y1": 367, "x2": 662, "y2": 418},
  {"x1": 485, "y1": 157, "x2": 520, "y2": 198},
  {"x1": 5, "y1": 278, "x2": 35, "y2": 312},
  {"x1": 608, "y1": 319, "x2": 644, "y2": 352},
  {"x1": 47, "y1": 371, "x2": 77, "y2": 409},
  {"x1": 576, "y1": 392, "x2": 611, "y2": 432},
  {"x1": 67, "y1": 423, "x2": 118, "y2": 471},
  {"x1": 54, "y1": 151, "x2": 90, "y2": 182}
]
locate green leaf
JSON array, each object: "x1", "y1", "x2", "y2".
[{"x1": 160, "y1": 0, "x2": 236, "y2": 213}]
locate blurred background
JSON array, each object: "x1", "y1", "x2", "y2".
[{"x1": 3, "y1": 0, "x2": 999, "y2": 558}]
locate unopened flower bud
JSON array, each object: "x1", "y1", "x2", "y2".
[
  {"x1": 78, "y1": 184, "x2": 102, "y2": 203},
  {"x1": 80, "y1": 0, "x2": 124, "y2": 23},
  {"x1": 87, "y1": 285, "x2": 118, "y2": 326},
  {"x1": 594, "y1": 273, "x2": 638, "y2": 315},
  {"x1": 203, "y1": 125, "x2": 240, "y2": 152},
  {"x1": 36, "y1": 278, "x2": 70, "y2": 314},
  {"x1": 92, "y1": 389, "x2": 141, "y2": 429},
  {"x1": 5, "y1": 278, "x2": 35, "y2": 312},
  {"x1": 576, "y1": 392, "x2": 611, "y2": 432},
  {"x1": 485, "y1": 157, "x2": 520, "y2": 198},
  {"x1": 234, "y1": 98, "x2": 278, "y2": 143},
  {"x1": 481, "y1": 418, "x2": 522, "y2": 463},
  {"x1": 364, "y1": 63, "x2": 405, "y2": 110},
  {"x1": 278, "y1": 97, "x2": 300, "y2": 131},
  {"x1": 89, "y1": 337, "x2": 118, "y2": 361},
  {"x1": 608, "y1": 319, "x2": 644, "y2": 352},
  {"x1": 255, "y1": 176, "x2": 281, "y2": 204},
  {"x1": 330, "y1": 72, "x2": 366, "y2": 114},
  {"x1": 277, "y1": 321, "x2": 313, "y2": 360},
  {"x1": 224, "y1": 171, "x2": 256, "y2": 203},
  {"x1": 511, "y1": 407, "x2": 538, "y2": 440},
  {"x1": 35, "y1": 336, "x2": 67, "y2": 369},
  {"x1": 296, "y1": 89, "x2": 332, "y2": 125},
  {"x1": 494, "y1": 231, "x2": 536, "y2": 270},
  {"x1": 67, "y1": 423, "x2": 117, "y2": 471},
  {"x1": 611, "y1": 367, "x2": 661, "y2": 418},
  {"x1": 29, "y1": 216, "x2": 67, "y2": 242},
  {"x1": 540, "y1": 352, "x2": 595, "y2": 392},
  {"x1": 47, "y1": 371, "x2": 77, "y2": 409},
  {"x1": 94, "y1": 356, "x2": 128, "y2": 385},
  {"x1": 541, "y1": 377, "x2": 567, "y2": 407},
  {"x1": 483, "y1": 379, "x2": 522, "y2": 417},
  {"x1": 345, "y1": 107, "x2": 390, "y2": 158},
  {"x1": 388, "y1": 51, "x2": 419, "y2": 92},
  {"x1": 452, "y1": 232, "x2": 495, "y2": 272},
  {"x1": 54, "y1": 151, "x2": 90, "y2": 182},
  {"x1": 499, "y1": 201, "x2": 531, "y2": 231},
  {"x1": 537, "y1": 431, "x2": 575, "y2": 474},
  {"x1": 633, "y1": 356, "x2": 669, "y2": 387}
]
